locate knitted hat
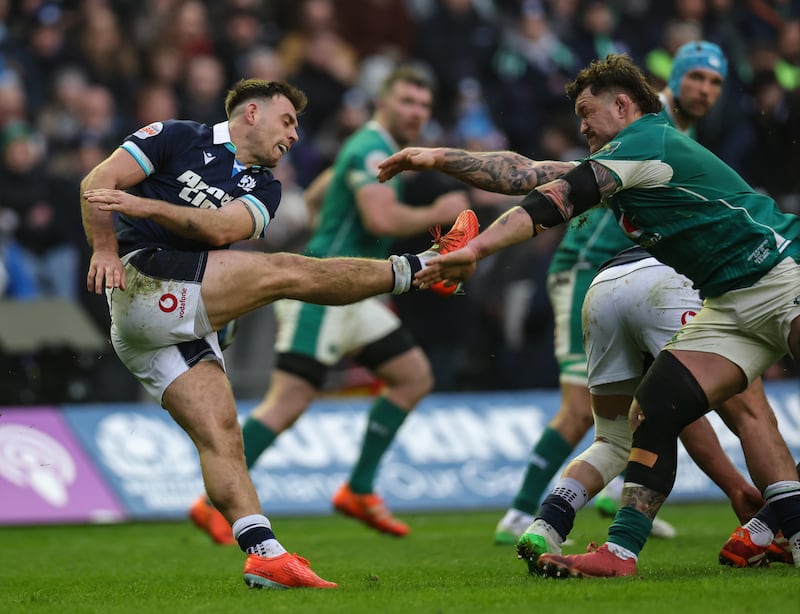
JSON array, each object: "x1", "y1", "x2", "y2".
[{"x1": 668, "y1": 41, "x2": 728, "y2": 94}]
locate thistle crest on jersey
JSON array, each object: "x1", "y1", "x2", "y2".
[{"x1": 238, "y1": 175, "x2": 257, "y2": 192}]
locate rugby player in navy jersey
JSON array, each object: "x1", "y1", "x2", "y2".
[
  {"x1": 79, "y1": 78, "x2": 476, "y2": 589},
  {"x1": 379, "y1": 55, "x2": 800, "y2": 575}
]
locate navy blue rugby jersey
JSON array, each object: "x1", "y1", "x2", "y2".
[{"x1": 116, "y1": 120, "x2": 281, "y2": 256}]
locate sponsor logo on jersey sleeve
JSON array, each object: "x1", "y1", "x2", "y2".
[
  {"x1": 591, "y1": 141, "x2": 621, "y2": 158},
  {"x1": 133, "y1": 122, "x2": 164, "y2": 139}
]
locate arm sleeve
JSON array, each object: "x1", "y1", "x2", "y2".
[{"x1": 519, "y1": 161, "x2": 602, "y2": 228}]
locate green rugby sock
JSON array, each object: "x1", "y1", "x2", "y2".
[
  {"x1": 349, "y1": 397, "x2": 408, "y2": 494},
  {"x1": 608, "y1": 506, "x2": 653, "y2": 555},
  {"x1": 241, "y1": 417, "x2": 278, "y2": 469},
  {"x1": 512, "y1": 427, "x2": 573, "y2": 514}
]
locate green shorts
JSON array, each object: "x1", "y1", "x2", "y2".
[
  {"x1": 274, "y1": 296, "x2": 400, "y2": 366},
  {"x1": 547, "y1": 267, "x2": 596, "y2": 386}
]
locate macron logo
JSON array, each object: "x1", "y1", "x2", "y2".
[{"x1": 203, "y1": 151, "x2": 216, "y2": 165}]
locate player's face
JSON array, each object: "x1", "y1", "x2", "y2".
[
  {"x1": 574, "y1": 87, "x2": 629, "y2": 153},
  {"x1": 253, "y1": 95, "x2": 300, "y2": 168},
  {"x1": 382, "y1": 81, "x2": 433, "y2": 147},
  {"x1": 677, "y1": 68, "x2": 723, "y2": 121}
]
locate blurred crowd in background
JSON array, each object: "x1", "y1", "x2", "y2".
[{"x1": 1, "y1": 0, "x2": 799, "y2": 403}]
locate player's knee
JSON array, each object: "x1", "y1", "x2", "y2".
[
  {"x1": 550, "y1": 385, "x2": 593, "y2": 443},
  {"x1": 635, "y1": 351, "x2": 709, "y2": 437},
  {"x1": 573, "y1": 414, "x2": 631, "y2": 483},
  {"x1": 627, "y1": 351, "x2": 709, "y2": 493}
]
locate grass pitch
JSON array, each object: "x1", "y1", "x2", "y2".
[{"x1": 1, "y1": 502, "x2": 796, "y2": 614}]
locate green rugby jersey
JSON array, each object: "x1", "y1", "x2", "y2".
[
  {"x1": 305, "y1": 120, "x2": 400, "y2": 259},
  {"x1": 547, "y1": 206, "x2": 633, "y2": 274},
  {"x1": 548, "y1": 98, "x2": 689, "y2": 276},
  {"x1": 591, "y1": 113, "x2": 800, "y2": 297}
]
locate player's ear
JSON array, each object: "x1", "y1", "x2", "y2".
[
  {"x1": 245, "y1": 101, "x2": 259, "y2": 124},
  {"x1": 615, "y1": 93, "x2": 631, "y2": 116}
]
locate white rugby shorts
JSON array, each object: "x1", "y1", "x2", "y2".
[
  {"x1": 583, "y1": 257, "x2": 701, "y2": 395},
  {"x1": 107, "y1": 248, "x2": 223, "y2": 404}
]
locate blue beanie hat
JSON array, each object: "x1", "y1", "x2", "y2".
[{"x1": 668, "y1": 41, "x2": 728, "y2": 94}]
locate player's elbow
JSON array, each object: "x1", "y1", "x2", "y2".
[
  {"x1": 205, "y1": 228, "x2": 241, "y2": 247},
  {"x1": 361, "y1": 216, "x2": 393, "y2": 237}
]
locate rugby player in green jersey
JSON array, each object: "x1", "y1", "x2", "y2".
[
  {"x1": 492, "y1": 40, "x2": 738, "y2": 547},
  {"x1": 379, "y1": 53, "x2": 800, "y2": 576}
]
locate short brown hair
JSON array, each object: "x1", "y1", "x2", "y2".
[
  {"x1": 566, "y1": 54, "x2": 661, "y2": 115},
  {"x1": 224, "y1": 79, "x2": 308, "y2": 118},
  {"x1": 378, "y1": 65, "x2": 433, "y2": 99}
]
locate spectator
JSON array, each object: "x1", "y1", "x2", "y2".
[
  {"x1": 166, "y1": 0, "x2": 215, "y2": 60},
  {"x1": 0, "y1": 69, "x2": 28, "y2": 129},
  {"x1": 213, "y1": 5, "x2": 280, "y2": 84},
  {"x1": 141, "y1": 43, "x2": 185, "y2": 91},
  {"x1": 336, "y1": 0, "x2": 417, "y2": 61},
  {"x1": 572, "y1": 1, "x2": 634, "y2": 68},
  {"x1": 36, "y1": 66, "x2": 89, "y2": 173},
  {"x1": 74, "y1": 5, "x2": 140, "y2": 116},
  {"x1": 12, "y1": 2, "x2": 79, "y2": 116},
  {"x1": 644, "y1": 19, "x2": 702, "y2": 88},
  {"x1": 415, "y1": 0, "x2": 500, "y2": 124},
  {"x1": 75, "y1": 85, "x2": 124, "y2": 154},
  {"x1": 131, "y1": 82, "x2": 180, "y2": 130},
  {"x1": 178, "y1": 55, "x2": 228, "y2": 125},
  {"x1": 741, "y1": 70, "x2": 800, "y2": 209},
  {"x1": 290, "y1": 15, "x2": 359, "y2": 138},
  {"x1": 236, "y1": 46, "x2": 287, "y2": 83},
  {"x1": 775, "y1": 19, "x2": 800, "y2": 91},
  {"x1": 542, "y1": 0, "x2": 581, "y2": 43},
  {"x1": 485, "y1": 0, "x2": 577, "y2": 155},
  {"x1": 0, "y1": 121, "x2": 82, "y2": 299}
]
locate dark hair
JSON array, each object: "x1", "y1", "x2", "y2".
[
  {"x1": 378, "y1": 65, "x2": 433, "y2": 99},
  {"x1": 566, "y1": 54, "x2": 661, "y2": 115},
  {"x1": 224, "y1": 79, "x2": 308, "y2": 118}
]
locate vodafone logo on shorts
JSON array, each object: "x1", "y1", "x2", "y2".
[
  {"x1": 681, "y1": 310, "x2": 697, "y2": 325},
  {"x1": 159, "y1": 294, "x2": 178, "y2": 313},
  {"x1": 159, "y1": 288, "x2": 188, "y2": 317}
]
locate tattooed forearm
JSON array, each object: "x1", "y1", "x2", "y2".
[
  {"x1": 537, "y1": 179, "x2": 574, "y2": 224},
  {"x1": 589, "y1": 160, "x2": 620, "y2": 198},
  {"x1": 533, "y1": 162, "x2": 576, "y2": 185},
  {"x1": 621, "y1": 485, "x2": 667, "y2": 520},
  {"x1": 440, "y1": 151, "x2": 573, "y2": 195}
]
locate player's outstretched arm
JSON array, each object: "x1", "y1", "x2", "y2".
[
  {"x1": 415, "y1": 206, "x2": 535, "y2": 288},
  {"x1": 377, "y1": 147, "x2": 575, "y2": 195},
  {"x1": 416, "y1": 160, "x2": 615, "y2": 288}
]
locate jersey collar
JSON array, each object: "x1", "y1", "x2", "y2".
[
  {"x1": 213, "y1": 121, "x2": 236, "y2": 155},
  {"x1": 658, "y1": 91, "x2": 691, "y2": 135},
  {"x1": 366, "y1": 119, "x2": 399, "y2": 152},
  {"x1": 213, "y1": 120, "x2": 261, "y2": 174}
]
